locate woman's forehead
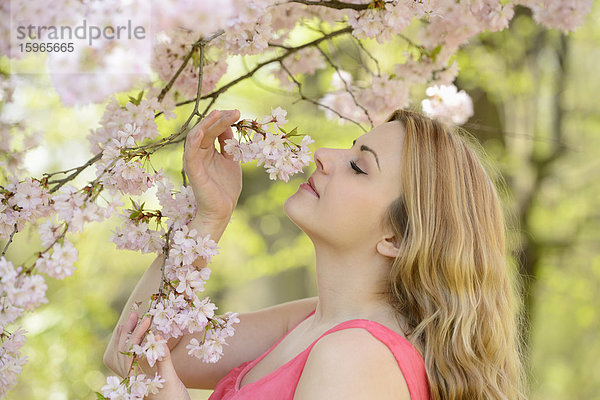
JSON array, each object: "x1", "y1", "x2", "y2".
[{"x1": 360, "y1": 120, "x2": 404, "y2": 144}]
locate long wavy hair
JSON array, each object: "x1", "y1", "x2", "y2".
[{"x1": 382, "y1": 109, "x2": 526, "y2": 399}]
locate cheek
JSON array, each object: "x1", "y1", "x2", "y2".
[{"x1": 323, "y1": 186, "x2": 387, "y2": 231}]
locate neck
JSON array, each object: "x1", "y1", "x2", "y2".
[{"x1": 310, "y1": 241, "x2": 395, "y2": 326}]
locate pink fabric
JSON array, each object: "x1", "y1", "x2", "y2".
[{"x1": 209, "y1": 310, "x2": 430, "y2": 400}]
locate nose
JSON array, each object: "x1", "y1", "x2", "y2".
[
  {"x1": 314, "y1": 147, "x2": 328, "y2": 174},
  {"x1": 313, "y1": 147, "x2": 336, "y2": 174}
]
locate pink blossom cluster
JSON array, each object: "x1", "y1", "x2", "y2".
[
  {"x1": 421, "y1": 84, "x2": 474, "y2": 125},
  {"x1": 0, "y1": 259, "x2": 44, "y2": 394},
  {"x1": 272, "y1": 47, "x2": 326, "y2": 90},
  {"x1": 149, "y1": 0, "x2": 236, "y2": 36},
  {"x1": 102, "y1": 173, "x2": 239, "y2": 396},
  {"x1": 0, "y1": 176, "x2": 121, "y2": 397},
  {"x1": 518, "y1": 0, "x2": 594, "y2": 33},
  {"x1": 348, "y1": 1, "x2": 427, "y2": 44},
  {"x1": 218, "y1": 1, "x2": 275, "y2": 56},
  {"x1": 156, "y1": 177, "x2": 198, "y2": 231},
  {"x1": 0, "y1": 258, "x2": 48, "y2": 331},
  {"x1": 110, "y1": 174, "x2": 199, "y2": 254},
  {"x1": 100, "y1": 372, "x2": 165, "y2": 400},
  {"x1": 224, "y1": 107, "x2": 314, "y2": 182},
  {"x1": 152, "y1": 30, "x2": 229, "y2": 100},
  {"x1": 111, "y1": 216, "x2": 165, "y2": 255},
  {"x1": 319, "y1": 70, "x2": 412, "y2": 125},
  {"x1": 0, "y1": 177, "x2": 51, "y2": 236},
  {"x1": 186, "y1": 313, "x2": 241, "y2": 363},
  {"x1": 91, "y1": 95, "x2": 177, "y2": 197},
  {"x1": 0, "y1": 327, "x2": 27, "y2": 397}
]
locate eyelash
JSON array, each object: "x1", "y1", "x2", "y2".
[{"x1": 350, "y1": 160, "x2": 367, "y2": 175}]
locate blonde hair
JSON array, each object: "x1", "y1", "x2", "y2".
[{"x1": 383, "y1": 109, "x2": 526, "y2": 399}]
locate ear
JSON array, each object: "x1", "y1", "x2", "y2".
[{"x1": 376, "y1": 234, "x2": 400, "y2": 259}]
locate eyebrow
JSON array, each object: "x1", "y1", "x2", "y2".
[{"x1": 352, "y1": 139, "x2": 381, "y2": 171}]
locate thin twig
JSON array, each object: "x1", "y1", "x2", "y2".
[
  {"x1": 352, "y1": 36, "x2": 381, "y2": 75},
  {"x1": 315, "y1": 45, "x2": 374, "y2": 128},
  {"x1": 158, "y1": 227, "x2": 173, "y2": 299},
  {"x1": 280, "y1": 62, "x2": 367, "y2": 131},
  {"x1": 241, "y1": 55, "x2": 297, "y2": 97},
  {"x1": 1, "y1": 224, "x2": 17, "y2": 257},
  {"x1": 157, "y1": 40, "x2": 199, "y2": 103},
  {"x1": 47, "y1": 152, "x2": 102, "y2": 194}
]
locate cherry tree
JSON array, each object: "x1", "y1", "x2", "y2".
[{"x1": 0, "y1": 0, "x2": 592, "y2": 398}]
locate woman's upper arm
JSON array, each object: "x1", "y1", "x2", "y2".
[{"x1": 164, "y1": 296, "x2": 318, "y2": 389}]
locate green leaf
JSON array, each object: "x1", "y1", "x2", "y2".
[
  {"x1": 430, "y1": 45, "x2": 442, "y2": 62},
  {"x1": 96, "y1": 392, "x2": 108, "y2": 400},
  {"x1": 127, "y1": 90, "x2": 145, "y2": 106}
]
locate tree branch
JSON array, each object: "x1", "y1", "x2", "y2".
[
  {"x1": 1, "y1": 224, "x2": 17, "y2": 258},
  {"x1": 174, "y1": 26, "x2": 353, "y2": 109},
  {"x1": 287, "y1": 0, "x2": 371, "y2": 10},
  {"x1": 157, "y1": 30, "x2": 224, "y2": 103},
  {"x1": 46, "y1": 152, "x2": 103, "y2": 194}
]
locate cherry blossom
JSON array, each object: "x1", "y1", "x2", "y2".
[
  {"x1": 224, "y1": 109, "x2": 314, "y2": 181},
  {"x1": 131, "y1": 331, "x2": 167, "y2": 368},
  {"x1": 421, "y1": 84, "x2": 474, "y2": 125}
]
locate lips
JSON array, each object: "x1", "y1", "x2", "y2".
[{"x1": 307, "y1": 177, "x2": 319, "y2": 198}]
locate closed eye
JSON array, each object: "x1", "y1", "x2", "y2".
[{"x1": 350, "y1": 160, "x2": 367, "y2": 175}]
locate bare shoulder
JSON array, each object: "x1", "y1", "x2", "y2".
[{"x1": 294, "y1": 328, "x2": 411, "y2": 400}]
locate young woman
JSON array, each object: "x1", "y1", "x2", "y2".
[{"x1": 103, "y1": 108, "x2": 526, "y2": 399}]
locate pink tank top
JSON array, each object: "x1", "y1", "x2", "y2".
[{"x1": 209, "y1": 310, "x2": 430, "y2": 400}]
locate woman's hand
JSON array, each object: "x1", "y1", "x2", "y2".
[
  {"x1": 114, "y1": 312, "x2": 190, "y2": 400},
  {"x1": 184, "y1": 109, "x2": 242, "y2": 226},
  {"x1": 147, "y1": 335, "x2": 191, "y2": 400}
]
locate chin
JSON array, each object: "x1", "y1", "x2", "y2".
[{"x1": 283, "y1": 193, "x2": 311, "y2": 234}]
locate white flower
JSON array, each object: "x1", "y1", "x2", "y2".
[
  {"x1": 100, "y1": 376, "x2": 124, "y2": 398},
  {"x1": 270, "y1": 106, "x2": 288, "y2": 126},
  {"x1": 134, "y1": 331, "x2": 167, "y2": 368},
  {"x1": 146, "y1": 372, "x2": 165, "y2": 395},
  {"x1": 421, "y1": 84, "x2": 473, "y2": 125}
]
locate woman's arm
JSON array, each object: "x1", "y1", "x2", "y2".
[
  {"x1": 166, "y1": 295, "x2": 318, "y2": 389},
  {"x1": 103, "y1": 230, "x2": 317, "y2": 388},
  {"x1": 102, "y1": 217, "x2": 230, "y2": 377}
]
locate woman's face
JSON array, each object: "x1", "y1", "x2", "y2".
[{"x1": 284, "y1": 121, "x2": 405, "y2": 251}]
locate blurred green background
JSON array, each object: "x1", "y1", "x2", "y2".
[{"x1": 2, "y1": 4, "x2": 599, "y2": 399}]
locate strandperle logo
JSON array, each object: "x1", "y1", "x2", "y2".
[{"x1": 16, "y1": 19, "x2": 147, "y2": 46}]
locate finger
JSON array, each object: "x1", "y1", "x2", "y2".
[
  {"x1": 155, "y1": 336, "x2": 178, "y2": 379},
  {"x1": 125, "y1": 311, "x2": 138, "y2": 333},
  {"x1": 117, "y1": 311, "x2": 138, "y2": 352},
  {"x1": 186, "y1": 111, "x2": 221, "y2": 153},
  {"x1": 200, "y1": 110, "x2": 240, "y2": 150},
  {"x1": 218, "y1": 125, "x2": 236, "y2": 161},
  {"x1": 128, "y1": 316, "x2": 151, "y2": 349}
]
